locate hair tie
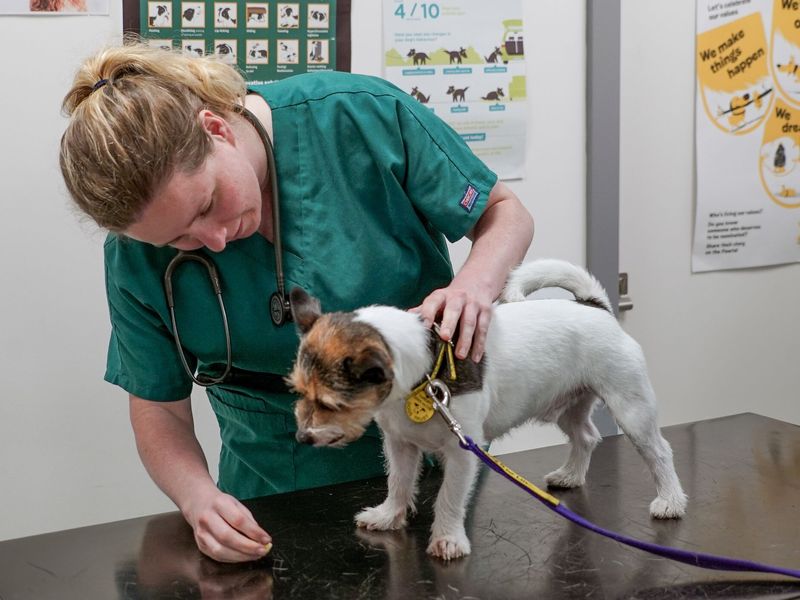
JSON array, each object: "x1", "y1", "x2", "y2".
[{"x1": 92, "y1": 79, "x2": 108, "y2": 92}]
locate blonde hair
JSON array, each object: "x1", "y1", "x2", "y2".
[{"x1": 60, "y1": 39, "x2": 247, "y2": 231}]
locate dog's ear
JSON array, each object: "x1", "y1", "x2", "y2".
[
  {"x1": 289, "y1": 287, "x2": 321, "y2": 334},
  {"x1": 344, "y1": 349, "x2": 391, "y2": 385}
]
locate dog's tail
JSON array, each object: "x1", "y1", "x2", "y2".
[{"x1": 501, "y1": 259, "x2": 613, "y2": 313}]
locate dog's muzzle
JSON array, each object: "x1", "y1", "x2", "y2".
[{"x1": 295, "y1": 428, "x2": 346, "y2": 447}]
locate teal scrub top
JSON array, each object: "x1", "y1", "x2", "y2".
[{"x1": 104, "y1": 71, "x2": 498, "y2": 500}]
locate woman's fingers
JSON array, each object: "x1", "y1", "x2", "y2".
[
  {"x1": 220, "y1": 497, "x2": 271, "y2": 546},
  {"x1": 193, "y1": 494, "x2": 272, "y2": 563},
  {"x1": 411, "y1": 287, "x2": 494, "y2": 362},
  {"x1": 470, "y1": 304, "x2": 493, "y2": 362},
  {"x1": 411, "y1": 289, "x2": 446, "y2": 329}
]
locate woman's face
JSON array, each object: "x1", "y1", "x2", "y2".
[{"x1": 125, "y1": 128, "x2": 263, "y2": 253}]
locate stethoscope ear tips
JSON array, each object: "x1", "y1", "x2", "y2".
[{"x1": 269, "y1": 291, "x2": 292, "y2": 326}]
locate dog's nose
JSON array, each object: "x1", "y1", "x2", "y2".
[{"x1": 296, "y1": 430, "x2": 313, "y2": 444}]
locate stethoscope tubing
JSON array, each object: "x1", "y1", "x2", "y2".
[
  {"x1": 262, "y1": 114, "x2": 286, "y2": 305},
  {"x1": 162, "y1": 102, "x2": 289, "y2": 387},
  {"x1": 164, "y1": 252, "x2": 232, "y2": 387},
  {"x1": 239, "y1": 104, "x2": 292, "y2": 327}
]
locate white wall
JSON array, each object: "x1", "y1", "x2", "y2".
[
  {"x1": 0, "y1": 0, "x2": 586, "y2": 541},
  {"x1": 0, "y1": 2, "x2": 160, "y2": 541}
]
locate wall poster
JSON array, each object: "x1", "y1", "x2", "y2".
[
  {"x1": 0, "y1": 0, "x2": 109, "y2": 14},
  {"x1": 382, "y1": 0, "x2": 527, "y2": 180},
  {"x1": 124, "y1": 0, "x2": 351, "y2": 91},
  {"x1": 695, "y1": 0, "x2": 800, "y2": 271}
]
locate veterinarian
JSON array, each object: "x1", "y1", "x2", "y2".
[{"x1": 59, "y1": 42, "x2": 533, "y2": 563}]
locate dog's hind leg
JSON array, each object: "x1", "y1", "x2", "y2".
[
  {"x1": 427, "y1": 441, "x2": 480, "y2": 560},
  {"x1": 545, "y1": 392, "x2": 601, "y2": 488},
  {"x1": 355, "y1": 436, "x2": 422, "y2": 531},
  {"x1": 602, "y1": 377, "x2": 688, "y2": 519}
]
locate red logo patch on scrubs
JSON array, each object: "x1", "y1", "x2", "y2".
[{"x1": 459, "y1": 184, "x2": 479, "y2": 213}]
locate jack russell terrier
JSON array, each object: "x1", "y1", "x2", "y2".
[{"x1": 287, "y1": 259, "x2": 687, "y2": 560}]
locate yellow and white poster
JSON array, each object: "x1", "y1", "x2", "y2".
[
  {"x1": 382, "y1": 0, "x2": 526, "y2": 179},
  {"x1": 694, "y1": 0, "x2": 800, "y2": 271}
]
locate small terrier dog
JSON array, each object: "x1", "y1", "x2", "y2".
[{"x1": 287, "y1": 260, "x2": 687, "y2": 560}]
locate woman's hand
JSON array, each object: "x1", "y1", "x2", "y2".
[
  {"x1": 182, "y1": 481, "x2": 273, "y2": 563},
  {"x1": 411, "y1": 281, "x2": 494, "y2": 362},
  {"x1": 411, "y1": 180, "x2": 534, "y2": 363},
  {"x1": 129, "y1": 396, "x2": 272, "y2": 564}
]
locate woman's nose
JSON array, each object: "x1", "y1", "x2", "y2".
[{"x1": 194, "y1": 223, "x2": 228, "y2": 252}]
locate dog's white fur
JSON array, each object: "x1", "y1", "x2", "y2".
[{"x1": 349, "y1": 260, "x2": 687, "y2": 560}]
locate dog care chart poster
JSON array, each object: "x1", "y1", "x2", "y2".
[
  {"x1": 382, "y1": 0, "x2": 527, "y2": 180},
  {"x1": 694, "y1": 0, "x2": 800, "y2": 271},
  {"x1": 131, "y1": 1, "x2": 343, "y2": 86}
]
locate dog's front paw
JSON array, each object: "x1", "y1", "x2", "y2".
[
  {"x1": 355, "y1": 503, "x2": 407, "y2": 531},
  {"x1": 427, "y1": 532, "x2": 471, "y2": 561},
  {"x1": 544, "y1": 468, "x2": 584, "y2": 489},
  {"x1": 649, "y1": 494, "x2": 688, "y2": 519}
]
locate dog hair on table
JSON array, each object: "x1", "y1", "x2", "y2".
[{"x1": 287, "y1": 259, "x2": 687, "y2": 561}]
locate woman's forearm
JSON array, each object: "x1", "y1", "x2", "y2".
[
  {"x1": 454, "y1": 180, "x2": 534, "y2": 301},
  {"x1": 129, "y1": 395, "x2": 217, "y2": 511},
  {"x1": 129, "y1": 394, "x2": 273, "y2": 562},
  {"x1": 414, "y1": 180, "x2": 533, "y2": 362}
]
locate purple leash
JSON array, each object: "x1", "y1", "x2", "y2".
[
  {"x1": 423, "y1": 379, "x2": 800, "y2": 580},
  {"x1": 461, "y1": 435, "x2": 800, "y2": 580}
]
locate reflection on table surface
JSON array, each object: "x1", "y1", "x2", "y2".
[{"x1": 2, "y1": 413, "x2": 800, "y2": 599}]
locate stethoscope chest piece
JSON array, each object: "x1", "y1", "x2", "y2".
[{"x1": 269, "y1": 291, "x2": 292, "y2": 327}]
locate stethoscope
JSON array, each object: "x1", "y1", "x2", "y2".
[{"x1": 163, "y1": 105, "x2": 290, "y2": 387}]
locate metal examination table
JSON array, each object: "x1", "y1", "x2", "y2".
[{"x1": 1, "y1": 413, "x2": 799, "y2": 599}]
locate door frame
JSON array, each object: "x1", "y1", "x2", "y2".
[{"x1": 587, "y1": 0, "x2": 621, "y2": 436}]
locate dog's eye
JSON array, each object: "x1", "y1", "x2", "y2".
[
  {"x1": 316, "y1": 399, "x2": 339, "y2": 412},
  {"x1": 340, "y1": 357, "x2": 354, "y2": 374}
]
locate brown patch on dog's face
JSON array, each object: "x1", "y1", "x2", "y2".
[{"x1": 288, "y1": 312, "x2": 394, "y2": 448}]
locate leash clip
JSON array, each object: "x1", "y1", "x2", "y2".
[{"x1": 425, "y1": 378, "x2": 467, "y2": 446}]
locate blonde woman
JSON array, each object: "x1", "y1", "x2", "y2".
[{"x1": 60, "y1": 41, "x2": 533, "y2": 563}]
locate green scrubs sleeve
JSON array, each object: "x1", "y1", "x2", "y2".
[
  {"x1": 104, "y1": 241, "x2": 193, "y2": 401},
  {"x1": 396, "y1": 98, "x2": 498, "y2": 243}
]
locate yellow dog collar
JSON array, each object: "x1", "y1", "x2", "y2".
[{"x1": 405, "y1": 341, "x2": 457, "y2": 423}]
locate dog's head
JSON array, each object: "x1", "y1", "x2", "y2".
[{"x1": 287, "y1": 288, "x2": 394, "y2": 448}]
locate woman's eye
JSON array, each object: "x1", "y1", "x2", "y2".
[{"x1": 199, "y1": 201, "x2": 213, "y2": 217}]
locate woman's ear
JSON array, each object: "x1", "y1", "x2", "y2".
[{"x1": 198, "y1": 109, "x2": 235, "y2": 143}]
